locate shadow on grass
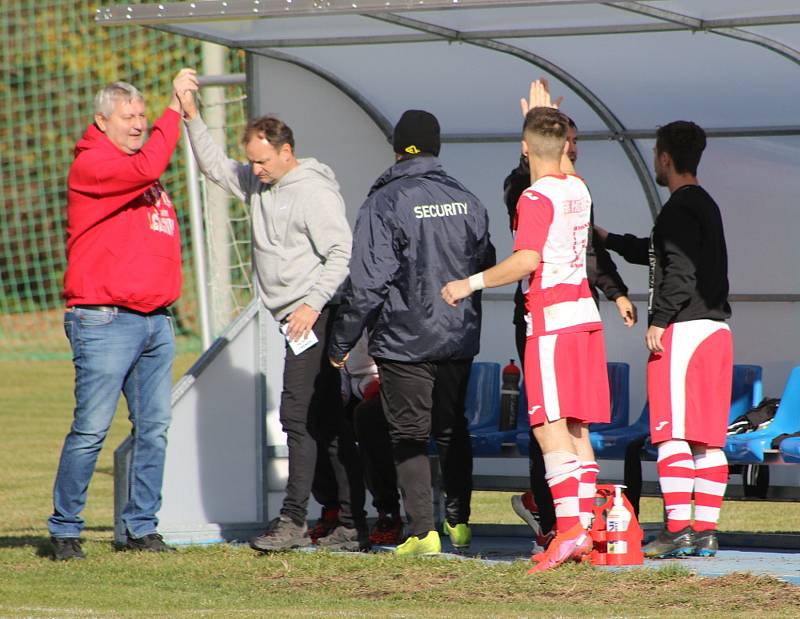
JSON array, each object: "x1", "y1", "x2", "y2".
[
  {"x1": 0, "y1": 526, "x2": 114, "y2": 556},
  {"x1": 0, "y1": 535, "x2": 54, "y2": 557}
]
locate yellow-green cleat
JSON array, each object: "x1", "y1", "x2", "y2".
[
  {"x1": 443, "y1": 522, "x2": 472, "y2": 548},
  {"x1": 395, "y1": 530, "x2": 441, "y2": 556}
]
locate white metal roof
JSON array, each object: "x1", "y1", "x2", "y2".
[{"x1": 97, "y1": 1, "x2": 800, "y2": 219}]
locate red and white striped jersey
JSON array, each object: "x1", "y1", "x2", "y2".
[{"x1": 513, "y1": 174, "x2": 602, "y2": 337}]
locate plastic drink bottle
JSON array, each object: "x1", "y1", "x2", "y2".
[{"x1": 500, "y1": 359, "x2": 520, "y2": 430}]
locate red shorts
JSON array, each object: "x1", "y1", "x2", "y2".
[
  {"x1": 524, "y1": 329, "x2": 610, "y2": 427},
  {"x1": 648, "y1": 320, "x2": 733, "y2": 448}
]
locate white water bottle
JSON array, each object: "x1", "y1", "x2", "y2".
[{"x1": 606, "y1": 485, "x2": 632, "y2": 555}]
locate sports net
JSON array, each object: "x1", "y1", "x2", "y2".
[{"x1": 0, "y1": 1, "x2": 251, "y2": 360}]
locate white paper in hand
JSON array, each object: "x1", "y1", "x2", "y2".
[{"x1": 280, "y1": 323, "x2": 318, "y2": 355}]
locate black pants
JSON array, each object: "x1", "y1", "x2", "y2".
[
  {"x1": 378, "y1": 358, "x2": 473, "y2": 536},
  {"x1": 622, "y1": 436, "x2": 647, "y2": 518},
  {"x1": 311, "y1": 441, "x2": 340, "y2": 512},
  {"x1": 353, "y1": 394, "x2": 401, "y2": 515},
  {"x1": 514, "y1": 286, "x2": 557, "y2": 535},
  {"x1": 279, "y1": 306, "x2": 366, "y2": 528}
]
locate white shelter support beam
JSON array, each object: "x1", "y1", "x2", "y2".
[
  {"x1": 184, "y1": 135, "x2": 213, "y2": 351},
  {"x1": 370, "y1": 12, "x2": 662, "y2": 219},
  {"x1": 201, "y1": 42, "x2": 233, "y2": 337}
]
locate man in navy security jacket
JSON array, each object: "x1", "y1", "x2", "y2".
[{"x1": 329, "y1": 110, "x2": 495, "y2": 555}]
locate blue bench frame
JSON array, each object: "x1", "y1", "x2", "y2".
[{"x1": 725, "y1": 366, "x2": 800, "y2": 463}]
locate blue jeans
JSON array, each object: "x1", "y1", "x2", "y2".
[{"x1": 48, "y1": 307, "x2": 175, "y2": 539}]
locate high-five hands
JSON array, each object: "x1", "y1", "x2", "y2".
[{"x1": 171, "y1": 68, "x2": 200, "y2": 119}]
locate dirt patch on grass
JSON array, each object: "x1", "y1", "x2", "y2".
[{"x1": 249, "y1": 554, "x2": 800, "y2": 614}]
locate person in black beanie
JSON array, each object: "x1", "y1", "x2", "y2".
[
  {"x1": 392, "y1": 109, "x2": 442, "y2": 157},
  {"x1": 330, "y1": 109, "x2": 495, "y2": 555}
]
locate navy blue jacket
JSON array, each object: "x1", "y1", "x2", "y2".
[{"x1": 330, "y1": 155, "x2": 496, "y2": 362}]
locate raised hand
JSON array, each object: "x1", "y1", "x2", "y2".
[{"x1": 519, "y1": 78, "x2": 563, "y2": 118}]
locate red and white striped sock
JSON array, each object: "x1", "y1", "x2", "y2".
[
  {"x1": 657, "y1": 440, "x2": 695, "y2": 533},
  {"x1": 692, "y1": 447, "x2": 728, "y2": 532},
  {"x1": 543, "y1": 450, "x2": 581, "y2": 534},
  {"x1": 578, "y1": 460, "x2": 599, "y2": 529}
]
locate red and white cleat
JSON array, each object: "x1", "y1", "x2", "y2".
[{"x1": 527, "y1": 522, "x2": 589, "y2": 574}]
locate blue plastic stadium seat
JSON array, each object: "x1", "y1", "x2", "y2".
[
  {"x1": 464, "y1": 362, "x2": 502, "y2": 432},
  {"x1": 516, "y1": 362, "x2": 631, "y2": 457},
  {"x1": 591, "y1": 404, "x2": 650, "y2": 460},
  {"x1": 429, "y1": 362, "x2": 500, "y2": 455},
  {"x1": 728, "y1": 364, "x2": 764, "y2": 423},
  {"x1": 643, "y1": 364, "x2": 764, "y2": 460},
  {"x1": 779, "y1": 437, "x2": 800, "y2": 464},
  {"x1": 725, "y1": 366, "x2": 800, "y2": 463},
  {"x1": 589, "y1": 362, "x2": 630, "y2": 433}
]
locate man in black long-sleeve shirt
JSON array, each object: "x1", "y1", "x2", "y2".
[
  {"x1": 600, "y1": 121, "x2": 733, "y2": 560},
  {"x1": 504, "y1": 116, "x2": 637, "y2": 549}
]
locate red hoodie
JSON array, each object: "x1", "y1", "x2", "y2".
[{"x1": 63, "y1": 108, "x2": 182, "y2": 312}]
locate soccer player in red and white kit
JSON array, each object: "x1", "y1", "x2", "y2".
[
  {"x1": 442, "y1": 88, "x2": 609, "y2": 573},
  {"x1": 599, "y1": 121, "x2": 733, "y2": 558}
]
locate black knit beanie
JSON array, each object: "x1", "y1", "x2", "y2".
[{"x1": 392, "y1": 109, "x2": 441, "y2": 157}]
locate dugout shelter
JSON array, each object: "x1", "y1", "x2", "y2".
[{"x1": 97, "y1": 0, "x2": 800, "y2": 545}]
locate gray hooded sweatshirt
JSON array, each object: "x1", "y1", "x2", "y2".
[{"x1": 185, "y1": 117, "x2": 351, "y2": 321}]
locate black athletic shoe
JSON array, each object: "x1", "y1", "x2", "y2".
[
  {"x1": 692, "y1": 529, "x2": 719, "y2": 557},
  {"x1": 250, "y1": 515, "x2": 312, "y2": 552},
  {"x1": 642, "y1": 526, "x2": 695, "y2": 559},
  {"x1": 51, "y1": 536, "x2": 85, "y2": 561},
  {"x1": 126, "y1": 533, "x2": 176, "y2": 553}
]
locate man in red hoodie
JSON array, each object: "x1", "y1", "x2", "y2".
[{"x1": 47, "y1": 69, "x2": 198, "y2": 560}]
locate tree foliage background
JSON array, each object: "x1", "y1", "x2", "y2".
[{"x1": 0, "y1": 1, "x2": 244, "y2": 358}]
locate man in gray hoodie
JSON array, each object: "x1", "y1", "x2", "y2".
[{"x1": 177, "y1": 80, "x2": 366, "y2": 552}]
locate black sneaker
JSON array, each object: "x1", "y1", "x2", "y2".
[
  {"x1": 316, "y1": 524, "x2": 371, "y2": 552},
  {"x1": 642, "y1": 526, "x2": 695, "y2": 559},
  {"x1": 692, "y1": 529, "x2": 719, "y2": 557},
  {"x1": 250, "y1": 515, "x2": 312, "y2": 552},
  {"x1": 51, "y1": 536, "x2": 85, "y2": 561},
  {"x1": 126, "y1": 533, "x2": 176, "y2": 553}
]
